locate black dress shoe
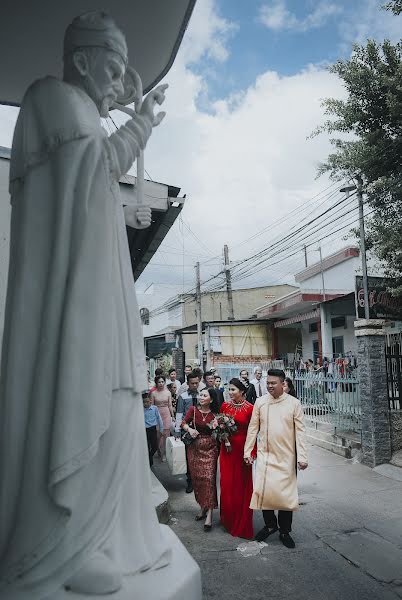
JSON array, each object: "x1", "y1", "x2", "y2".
[
  {"x1": 185, "y1": 483, "x2": 193, "y2": 494},
  {"x1": 255, "y1": 525, "x2": 278, "y2": 542},
  {"x1": 203, "y1": 524, "x2": 212, "y2": 532},
  {"x1": 195, "y1": 513, "x2": 207, "y2": 521},
  {"x1": 279, "y1": 533, "x2": 295, "y2": 548}
]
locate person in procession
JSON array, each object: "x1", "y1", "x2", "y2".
[
  {"x1": 167, "y1": 381, "x2": 178, "y2": 416},
  {"x1": 150, "y1": 375, "x2": 174, "y2": 461},
  {"x1": 244, "y1": 369, "x2": 308, "y2": 549},
  {"x1": 166, "y1": 367, "x2": 181, "y2": 386},
  {"x1": 180, "y1": 388, "x2": 220, "y2": 531},
  {"x1": 143, "y1": 391, "x2": 164, "y2": 467},
  {"x1": 220, "y1": 378, "x2": 256, "y2": 539},
  {"x1": 175, "y1": 371, "x2": 202, "y2": 493},
  {"x1": 250, "y1": 366, "x2": 267, "y2": 398},
  {"x1": 240, "y1": 369, "x2": 257, "y2": 405}
]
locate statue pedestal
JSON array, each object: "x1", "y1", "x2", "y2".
[{"x1": 49, "y1": 525, "x2": 202, "y2": 600}]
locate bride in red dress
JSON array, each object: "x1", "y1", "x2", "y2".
[{"x1": 220, "y1": 378, "x2": 255, "y2": 539}]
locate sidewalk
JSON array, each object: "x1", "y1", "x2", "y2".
[{"x1": 153, "y1": 443, "x2": 402, "y2": 600}]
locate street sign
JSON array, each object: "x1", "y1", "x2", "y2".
[{"x1": 355, "y1": 276, "x2": 402, "y2": 320}]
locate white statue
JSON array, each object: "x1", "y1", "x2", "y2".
[{"x1": 0, "y1": 11, "x2": 170, "y2": 598}]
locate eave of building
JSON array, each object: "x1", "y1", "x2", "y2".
[
  {"x1": 1, "y1": 147, "x2": 184, "y2": 281},
  {"x1": 295, "y1": 246, "x2": 359, "y2": 283},
  {"x1": 0, "y1": 0, "x2": 197, "y2": 106},
  {"x1": 256, "y1": 290, "x2": 347, "y2": 320}
]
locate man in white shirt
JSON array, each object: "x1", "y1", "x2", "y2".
[{"x1": 250, "y1": 367, "x2": 267, "y2": 398}]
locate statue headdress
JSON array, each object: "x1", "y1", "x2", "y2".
[{"x1": 64, "y1": 11, "x2": 128, "y2": 65}]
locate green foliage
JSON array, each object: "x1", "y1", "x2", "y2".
[
  {"x1": 383, "y1": 0, "x2": 402, "y2": 15},
  {"x1": 313, "y1": 37, "x2": 402, "y2": 293}
]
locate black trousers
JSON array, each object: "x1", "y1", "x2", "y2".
[
  {"x1": 146, "y1": 426, "x2": 158, "y2": 466},
  {"x1": 263, "y1": 510, "x2": 293, "y2": 533}
]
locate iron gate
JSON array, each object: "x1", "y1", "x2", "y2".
[{"x1": 385, "y1": 332, "x2": 402, "y2": 410}]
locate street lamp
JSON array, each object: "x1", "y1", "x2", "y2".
[{"x1": 340, "y1": 179, "x2": 370, "y2": 320}]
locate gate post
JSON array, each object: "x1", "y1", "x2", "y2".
[{"x1": 355, "y1": 319, "x2": 392, "y2": 467}]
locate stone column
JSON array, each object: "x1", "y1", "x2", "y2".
[{"x1": 355, "y1": 319, "x2": 392, "y2": 467}]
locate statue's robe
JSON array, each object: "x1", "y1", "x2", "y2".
[
  {"x1": 0, "y1": 77, "x2": 169, "y2": 599},
  {"x1": 244, "y1": 393, "x2": 308, "y2": 511}
]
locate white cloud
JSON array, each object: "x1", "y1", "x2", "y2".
[
  {"x1": 258, "y1": 0, "x2": 342, "y2": 33},
  {"x1": 180, "y1": 0, "x2": 238, "y2": 64}
]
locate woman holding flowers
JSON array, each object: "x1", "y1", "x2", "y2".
[
  {"x1": 220, "y1": 378, "x2": 255, "y2": 539},
  {"x1": 181, "y1": 388, "x2": 220, "y2": 531}
]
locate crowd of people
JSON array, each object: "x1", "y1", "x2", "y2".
[{"x1": 143, "y1": 365, "x2": 308, "y2": 548}]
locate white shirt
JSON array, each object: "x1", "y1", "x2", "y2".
[{"x1": 250, "y1": 378, "x2": 267, "y2": 398}]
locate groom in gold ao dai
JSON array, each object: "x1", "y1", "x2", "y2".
[{"x1": 244, "y1": 369, "x2": 308, "y2": 548}]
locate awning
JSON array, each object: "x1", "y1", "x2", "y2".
[{"x1": 0, "y1": 0, "x2": 196, "y2": 106}]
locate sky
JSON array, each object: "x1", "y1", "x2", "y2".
[{"x1": 0, "y1": 0, "x2": 400, "y2": 299}]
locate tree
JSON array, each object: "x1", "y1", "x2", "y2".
[
  {"x1": 383, "y1": 0, "x2": 402, "y2": 15},
  {"x1": 313, "y1": 28, "x2": 402, "y2": 292}
]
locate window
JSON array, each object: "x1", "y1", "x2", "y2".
[
  {"x1": 332, "y1": 336, "x2": 344, "y2": 357},
  {"x1": 140, "y1": 307, "x2": 150, "y2": 325},
  {"x1": 309, "y1": 322, "x2": 318, "y2": 333},
  {"x1": 331, "y1": 316, "x2": 346, "y2": 329}
]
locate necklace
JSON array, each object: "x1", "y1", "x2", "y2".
[
  {"x1": 228, "y1": 399, "x2": 247, "y2": 412},
  {"x1": 199, "y1": 409, "x2": 211, "y2": 422}
]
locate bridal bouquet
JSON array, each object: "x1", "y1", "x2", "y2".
[{"x1": 208, "y1": 414, "x2": 238, "y2": 452}]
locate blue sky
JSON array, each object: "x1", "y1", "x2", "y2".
[{"x1": 188, "y1": 0, "x2": 400, "y2": 106}]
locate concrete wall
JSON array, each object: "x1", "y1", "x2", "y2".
[
  {"x1": 300, "y1": 314, "x2": 357, "y2": 360},
  {"x1": 0, "y1": 156, "x2": 11, "y2": 358},
  {"x1": 299, "y1": 257, "x2": 360, "y2": 292},
  {"x1": 300, "y1": 320, "x2": 319, "y2": 360}
]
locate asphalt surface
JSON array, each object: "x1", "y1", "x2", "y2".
[{"x1": 153, "y1": 443, "x2": 402, "y2": 600}]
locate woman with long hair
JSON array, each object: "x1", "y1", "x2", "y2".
[
  {"x1": 181, "y1": 388, "x2": 220, "y2": 531},
  {"x1": 151, "y1": 375, "x2": 174, "y2": 461},
  {"x1": 284, "y1": 376, "x2": 297, "y2": 398},
  {"x1": 220, "y1": 378, "x2": 255, "y2": 539}
]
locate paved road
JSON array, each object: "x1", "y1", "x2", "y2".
[{"x1": 153, "y1": 444, "x2": 402, "y2": 600}]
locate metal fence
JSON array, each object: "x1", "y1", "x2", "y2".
[
  {"x1": 385, "y1": 332, "x2": 402, "y2": 410},
  {"x1": 212, "y1": 360, "x2": 285, "y2": 385},
  {"x1": 287, "y1": 369, "x2": 361, "y2": 434}
]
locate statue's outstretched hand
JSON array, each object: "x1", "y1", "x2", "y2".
[{"x1": 140, "y1": 84, "x2": 168, "y2": 128}]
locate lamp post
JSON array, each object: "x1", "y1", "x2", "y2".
[{"x1": 340, "y1": 181, "x2": 370, "y2": 320}]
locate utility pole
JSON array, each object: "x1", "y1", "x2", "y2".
[
  {"x1": 223, "y1": 245, "x2": 235, "y2": 320},
  {"x1": 318, "y1": 246, "x2": 326, "y2": 302},
  {"x1": 356, "y1": 175, "x2": 370, "y2": 320},
  {"x1": 195, "y1": 262, "x2": 203, "y2": 365},
  {"x1": 303, "y1": 245, "x2": 308, "y2": 268},
  {"x1": 340, "y1": 180, "x2": 370, "y2": 320}
]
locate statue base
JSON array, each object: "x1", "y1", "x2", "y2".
[{"x1": 47, "y1": 525, "x2": 202, "y2": 600}]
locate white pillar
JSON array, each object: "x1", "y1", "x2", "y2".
[{"x1": 320, "y1": 303, "x2": 332, "y2": 360}]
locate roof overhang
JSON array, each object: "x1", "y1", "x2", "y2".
[
  {"x1": 0, "y1": 0, "x2": 196, "y2": 106},
  {"x1": 256, "y1": 290, "x2": 345, "y2": 320},
  {"x1": 1, "y1": 147, "x2": 185, "y2": 281}
]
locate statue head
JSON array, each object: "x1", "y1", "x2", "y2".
[{"x1": 63, "y1": 11, "x2": 128, "y2": 117}]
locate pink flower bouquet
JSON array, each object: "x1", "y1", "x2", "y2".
[{"x1": 208, "y1": 413, "x2": 238, "y2": 452}]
